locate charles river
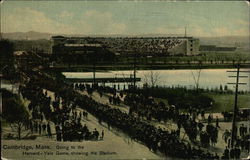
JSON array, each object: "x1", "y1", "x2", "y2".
[
  {"x1": 63, "y1": 69, "x2": 250, "y2": 92},
  {"x1": 1, "y1": 69, "x2": 249, "y2": 92}
]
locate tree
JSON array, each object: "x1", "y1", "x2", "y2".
[
  {"x1": 220, "y1": 84, "x2": 223, "y2": 93},
  {"x1": 224, "y1": 85, "x2": 228, "y2": 91},
  {"x1": 0, "y1": 39, "x2": 15, "y2": 80},
  {"x1": 0, "y1": 39, "x2": 14, "y2": 58},
  {"x1": 0, "y1": 39, "x2": 14, "y2": 67},
  {"x1": 3, "y1": 96, "x2": 29, "y2": 140},
  {"x1": 143, "y1": 71, "x2": 161, "y2": 88},
  {"x1": 191, "y1": 67, "x2": 202, "y2": 92}
]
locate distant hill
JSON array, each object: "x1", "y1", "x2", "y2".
[
  {"x1": 2, "y1": 32, "x2": 185, "y2": 39},
  {"x1": 2, "y1": 31, "x2": 53, "y2": 40},
  {"x1": 199, "y1": 36, "x2": 249, "y2": 45},
  {"x1": 199, "y1": 36, "x2": 250, "y2": 51}
]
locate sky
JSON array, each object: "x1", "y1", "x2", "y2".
[{"x1": 1, "y1": 1, "x2": 249, "y2": 37}]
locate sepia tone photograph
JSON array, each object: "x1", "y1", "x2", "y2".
[{"x1": 0, "y1": 0, "x2": 249, "y2": 160}]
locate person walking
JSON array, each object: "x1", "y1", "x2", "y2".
[
  {"x1": 101, "y1": 130, "x2": 104, "y2": 140},
  {"x1": 208, "y1": 114, "x2": 213, "y2": 124},
  {"x1": 47, "y1": 122, "x2": 52, "y2": 138},
  {"x1": 216, "y1": 116, "x2": 220, "y2": 128}
]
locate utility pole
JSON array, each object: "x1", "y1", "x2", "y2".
[
  {"x1": 184, "y1": 26, "x2": 187, "y2": 37},
  {"x1": 93, "y1": 60, "x2": 96, "y2": 87},
  {"x1": 133, "y1": 52, "x2": 136, "y2": 91},
  {"x1": 0, "y1": 4, "x2": 2, "y2": 40},
  {"x1": 227, "y1": 64, "x2": 249, "y2": 148},
  {"x1": 230, "y1": 65, "x2": 239, "y2": 148}
]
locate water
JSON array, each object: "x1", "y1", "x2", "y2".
[{"x1": 64, "y1": 69, "x2": 250, "y2": 91}]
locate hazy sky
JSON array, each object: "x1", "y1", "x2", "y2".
[{"x1": 1, "y1": 1, "x2": 249, "y2": 37}]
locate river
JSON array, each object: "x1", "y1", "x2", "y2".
[{"x1": 63, "y1": 69, "x2": 250, "y2": 91}]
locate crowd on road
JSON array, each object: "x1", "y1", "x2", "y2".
[
  {"x1": 20, "y1": 82, "x2": 103, "y2": 142},
  {"x1": 17, "y1": 66, "x2": 249, "y2": 160},
  {"x1": 72, "y1": 83, "x2": 250, "y2": 159},
  {"x1": 124, "y1": 93, "x2": 219, "y2": 147},
  {"x1": 221, "y1": 124, "x2": 250, "y2": 159},
  {"x1": 48, "y1": 84, "x2": 220, "y2": 159}
]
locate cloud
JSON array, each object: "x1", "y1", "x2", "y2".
[
  {"x1": 3, "y1": 8, "x2": 126, "y2": 35},
  {"x1": 233, "y1": 28, "x2": 249, "y2": 35},
  {"x1": 76, "y1": 10, "x2": 126, "y2": 35},
  {"x1": 190, "y1": 27, "x2": 211, "y2": 37},
  {"x1": 2, "y1": 7, "x2": 247, "y2": 37},
  {"x1": 155, "y1": 25, "x2": 211, "y2": 37},
  {"x1": 155, "y1": 27, "x2": 184, "y2": 35},
  {"x1": 85, "y1": 10, "x2": 112, "y2": 19},
  {"x1": 235, "y1": 19, "x2": 249, "y2": 26},
  {"x1": 155, "y1": 23, "x2": 249, "y2": 37},
  {"x1": 212, "y1": 27, "x2": 248, "y2": 36},
  {"x1": 212, "y1": 27, "x2": 231, "y2": 36},
  {"x1": 59, "y1": 11, "x2": 74, "y2": 19},
  {"x1": 3, "y1": 7, "x2": 75, "y2": 34}
]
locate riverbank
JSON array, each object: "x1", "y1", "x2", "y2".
[{"x1": 49, "y1": 62, "x2": 250, "y2": 72}]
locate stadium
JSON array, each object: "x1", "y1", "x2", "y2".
[{"x1": 51, "y1": 36, "x2": 200, "y2": 57}]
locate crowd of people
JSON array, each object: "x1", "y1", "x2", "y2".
[
  {"x1": 67, "y1": 37, "x2": 184, "y2": 56},
  {"x1": 125, "y1": 93, "x2": 178, "y2": 122},
  {"x1": 20, "y1": 81, "x2": 102, "y2": 142},
  {"x1": 222, "y1": 146, "x2": 242, "y2": 160},
  {"x1": 20, "y1": 84, "x2": 53, "y2": 137},
  {"x1": 124, "y1": 93, "x2": 219, "y2": 147},
  {"x1": 74, "y1": 84, "x2": 250, "y2": 159},
  {"x1": 17, "y1": 68, "x2": 249, "y2": 159},
  {"x1": 43, "y1": 85, "x2": 219, "y2": 159},
  {"x1": 221, "y1": 124, "x2": 250, "y2": 159},
  {"x1": 222, "y1": 111, "x2": 250, "y2": 122}
]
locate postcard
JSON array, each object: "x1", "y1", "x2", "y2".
[{"x1": 1, "y1": 1, "x2": 249, "y2": 160}]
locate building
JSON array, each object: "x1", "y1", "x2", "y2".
[
  {"x1": 199, "y1": 45, "x2": 237, "y2": 52},
  {"x1": 51, "y1": 36, "x2": 105, "y2": 55},
  {"x1": 51, "y1": 36, "x2": 200, "y2": 56},
  {"x1": 167, "y1": 37, "x2": 200, "y2": 56}
]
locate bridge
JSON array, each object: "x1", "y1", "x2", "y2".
[{"x1": 66, "y1": 77, "x2": 141, "y2": 83}]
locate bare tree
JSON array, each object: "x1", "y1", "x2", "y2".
[
  {"x1": 3, "y1": 98, "x2": 29, "y2": 140},
  {"x1": 143, "y1": 70, "x2": 161, "y2": 88},
  {"x1": 10, "y1": 121, "x2": 27, "y2": 140},
  {"x1": 191, "y1": 68, "x2": 202, "y2": 91}
]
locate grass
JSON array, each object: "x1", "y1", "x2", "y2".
[
  {"x1": 204, "y1": 93, "x2": 250, "y2": 113},
  {"x1": 154, "y1": 93, "x2": 250, "y2": 113}
]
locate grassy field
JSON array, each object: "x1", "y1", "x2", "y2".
[
  {"x1": 155, "y1": 93, "x2": 250, "y2": 113},
  {"x1": 206, "y1": 93, "x2": 250, "y2": 113}
]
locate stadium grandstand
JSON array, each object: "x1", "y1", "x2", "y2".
[{"x1": 51, "y1": 36, "x2": 200, "y2": 56}]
